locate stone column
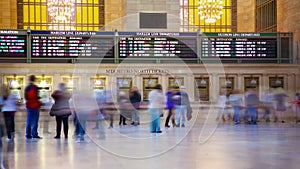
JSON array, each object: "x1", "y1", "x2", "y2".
[
  {"x1": 52, "y1": 74, "x2": 61, "y2": 92},
  {"x1": 0, "y1": 0, "x2": 17, "y2": 29},
  {"x1": 186, "y1": 74, "x2": 195, "y2": 102},
  {"x1": 237, "y1": 73, "x2": 243, "y2": 91},
  {"x1": 210, "y1": 74, "x2": 218, "y2": 102},
  {"x1": 237, "y1": 0, "x2": 255, "y2": 32},
  {"x1": 287, "y1": 74, "x2": 296, "y2": 94},
  {"x1": 261, "y1": 74, "x2": 269, "y2": 94}
]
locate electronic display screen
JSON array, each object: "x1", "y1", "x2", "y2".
[
  {"x1": 118, "y1": 32, "x2": 197, "y2": 58},
  {"x1": 0, "y1": 30, "x2": 27, "y2": 57},
  {"x1": 201, "y1": 33, "x2": 277, "y2": 58},
  {"x1": 31, "y1": 31, "x2": 114, "y2": 58}
]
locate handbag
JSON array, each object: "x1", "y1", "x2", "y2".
[
  {"x1": 49, "y1": 103, "x2": 71, "y2": 117},
  {"x1": 187, "y1": 106, "x2": 193, "y2": 121}
]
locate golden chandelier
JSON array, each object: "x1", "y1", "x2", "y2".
[
  {"x1": 198, "y1": 0, "x2": 223, "y2": 23},
  {"x1": 47, "y1": 0, "x2": 75, "y2": 24}
]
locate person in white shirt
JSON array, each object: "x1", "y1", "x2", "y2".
[
  {"x1": 229, "y1": 89, "x2": 244, "y2": 124},
  {"x1": 148, "y1": 84, "x2": 165, "y2": 133},
  {"x1": 1, "y1": 88, "x2": 18, "y2": 141}
]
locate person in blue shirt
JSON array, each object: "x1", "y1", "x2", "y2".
[{"x1": 164, "y1": 86, "x2": 176, "y2": 127}]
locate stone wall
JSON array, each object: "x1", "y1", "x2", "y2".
[
  {"x1": 277, "y1": 0, "x2": 300, "y2": 63},
  {"x1": 277, "y1": 0, "x2": 300, "y2": 40},
  {"x1": 104, "y1": 0, "x2": 126, "y2": 31},
  {"x1": 122, "y1": 0, "x2": 180, "y2": 32},
  {"x1": 0, "y1": 0, "x2": 17, "y2": 29},
  {"x1": 236, "y1": 0, "x2": 255, "y2": 32}
]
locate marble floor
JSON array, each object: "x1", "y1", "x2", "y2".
[{"x1": 1, "y1": 110, "x2": 300, "y2": 169}]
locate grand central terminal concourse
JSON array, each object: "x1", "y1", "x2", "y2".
[{"x1": 0, "y1": 0, "x2": 300, "y2": 169}]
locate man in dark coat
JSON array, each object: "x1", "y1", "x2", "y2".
[{"x1": 129, "y1": 86, "x2": 141, "y2": 126}]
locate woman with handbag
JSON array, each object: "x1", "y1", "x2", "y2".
[{"x1": 50, "y1": 83, "x2": 72, "y2": 139}]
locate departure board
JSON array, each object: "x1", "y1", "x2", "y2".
[
  {"x1": 118, "y1": 32, "x2": 197, "y2": 58},
  {"x1": 31, "y1": 31, "x2": 114, "y2": 58},
  {"x1": 0, "y1": 30, "x2": 27, "y2": 57},
  {"x1": 201, "y1": 33, "x2": 277, "y2": 58}
]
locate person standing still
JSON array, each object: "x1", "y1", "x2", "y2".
[
  {"x1": 25, "y1": 75, "x2": 42, "y2": 139},
  {"x1": 129, "y1": 86, "x2": 141, "y2": 126},
  {"x1": 51, "y1": 83, "x2": 72, "y2": 139},
  {"x1": 148, "y1": 84, "x2": 165, "y2": 133}
]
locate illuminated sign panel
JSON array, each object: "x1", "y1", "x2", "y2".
[
  {"x1": 31, "y1": 31, "x2": 114, "y2": 58},
  {"x1": 118, "y1": 32, "x2": 197, "y2": 58},
  {"x1": 0, "y1": 30, "x2": 27, "y2": 57},
  {"x1": 201, "y1": 33, "x2": 277, "y2": 58}
]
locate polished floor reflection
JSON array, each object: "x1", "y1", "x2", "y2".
[{"x1": 1, "y1": 113, "x2": 300, "y2": 169}]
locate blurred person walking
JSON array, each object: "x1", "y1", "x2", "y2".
[
  {"x1": 24, "y1": 75, "x2": 42, "y2": 139},
  {"x1": 118, "y1": 91, "x2": 130, "y2": 126},
  {"x1": 72, "y1": 90, "x2": 98, "y2": 142},
  {"x1": 274, "y1": 88, "x2": 289, "y2": 123},
  {"x1": 129, "y1": 86, "x2": 141, "y2": 126},
  {"x1": 173, "y1": 86, "x2": 191, "y2": 127},
  {"x1": 93, "y1": 90, "x2": 107, "y2": 129},
  {"x1": 148, "y1": 84, "x2": 165, "y2": 133},
  {"x1": 1, "y1": 86, "x2": 17, "y2": 141},
  {"x1": 293, "y1": 93, "x2": 300, "y2": 123},
  {"x1": 165, "y1": 86, "x2": 176, "y2": 128},
  {"x1": 261, "y1": 89, "x2": 276, "y2": 122},
  {"x1": 245, "y1": 88, "x2": 260, "y2": 125},
  {"x1": 50, "y1": 83, "x2": 72, "y2": 139},
  {"x1": 229, "y1": 89, "x2": 243, "y2": 125}
]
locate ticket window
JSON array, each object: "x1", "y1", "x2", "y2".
[
  {"x1": 5, "y1": 75, "x2": 24, "y2": 103},
  {"x1": 117, "y1": 78, "x2": 132, "y2": 95},
  {"x1": 244, "y1": 77, "x2": 259, "y2": 94},
  {"x1": 91, "y1": 76, "x2": 106, "y2": 97},
  {"x1": 143, "y1": 77, "x2": 158, "y2": 101},
  {"x1": 269, "y1": 77, "x2": 284, "y2": 89},
  {"x1": 61, "y1": 76, "x2": 79, "y2": 93},
  {"x1": 219, "y1": 77, "x2": 234, "y2": 96},
  {"x1": 195, "y1": 77, "x2": 209, "y2": 101},
  {"x1": 36, "y1": 75, "x2": 53, "y2": 105},
  {"x1": 168, "y1": 77, "x2": 184, "y2": 91}
]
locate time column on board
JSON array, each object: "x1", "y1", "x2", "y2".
[{"x1": 31, "y1": 36, "x2": 48, "y2": 57}]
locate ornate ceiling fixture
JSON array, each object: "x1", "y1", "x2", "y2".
[{"x1": 198, "y1": 0, "x2": 223, "y2": 23}]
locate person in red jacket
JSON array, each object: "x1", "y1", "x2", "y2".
[{"x1": 24, "y1": 75, "x2": 42, "y2": 139}]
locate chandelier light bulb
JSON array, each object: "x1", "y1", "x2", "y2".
[
  {"x1": 47, "y1": 0, "x2": 75, "y2": 30},
  {"x1": 198, "y1": 0, "x2": 223, "y2": 24}
]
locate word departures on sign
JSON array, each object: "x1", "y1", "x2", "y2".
[{"x1": 0, "y1": 30, "x2": 27, "y2": 57}]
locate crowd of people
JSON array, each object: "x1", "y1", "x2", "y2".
[
  {"x1": 0, "y1": 75, "x2": 193, "y2": 143},
  {"x1": 1, "y1": 75, "x2": 300, "y2": 143},
  {"x1": 216, "y1": 88, "x2": 300, "y2": 125}
]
